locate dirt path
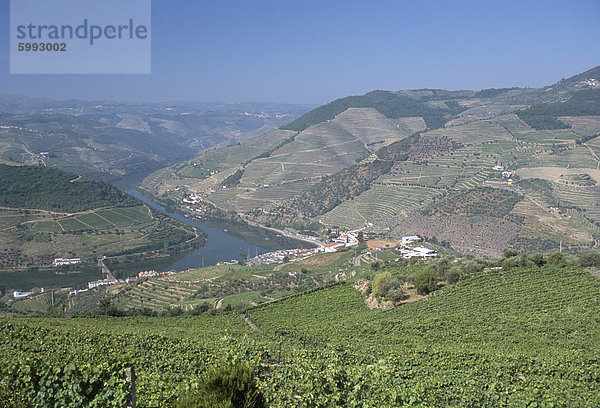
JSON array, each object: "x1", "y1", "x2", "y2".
[
  {"x1": 583, "y1": 143, "x2": 600, "y2": 170},
  {"x1": 243, "y1": 316, "x2": 260, "y2": 331}
]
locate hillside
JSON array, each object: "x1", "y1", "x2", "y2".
[
  {"x1": 2, "y1": 261, "x2": 600, "y2": 406},
  {"x1": 0, "y1": 164, "x2": 203, "y2": 270},
  {"x1": 0, "y1": 99, "x2": 308, "y2": 181},
  {"x1": 141, "y1": 65, "x2": 600, "y2": 256},
  {"x1": 281, "y1": 89, "x2": 467, "y2": 132}
]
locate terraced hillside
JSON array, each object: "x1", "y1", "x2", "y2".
[
  {"x1": 3, "y1": 263, "x2": 600, "y2": 406},
  {"x1": 142, "y1": 66, "x2": 600, "y2": 255},
  {"x1": 0, "y1": 99, "x2": 308, "y2": 182},
  {"x1": 142, "y1": 108, "x2": 413, "y2": 212},
  {"x1": 0, "y1": 164, "x2": 202, "y2": 268}
]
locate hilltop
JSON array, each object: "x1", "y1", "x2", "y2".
[
  {"x1": 142, "y1": 65, "x2": 600, "y2": 256},
  {"x1": 0, "y1": 164, "x2": 203, "y2": 272}
]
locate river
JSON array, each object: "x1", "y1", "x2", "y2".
[
  {"x1": 108, "y1": 174, "x2": 311, "y2": 276},
  {"x1": 2, "y1": 174, "x2": 310, "y2": 290}
]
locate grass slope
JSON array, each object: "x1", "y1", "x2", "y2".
[
  {"x1": 281, "y1": 90, "x2": 465, "y2": 132},
  {"x1": 0, "y1": 165, "x2": 201, "y2": 269},
  {"x1": 1, "y1": 264, "x2": 599, "y2": 406}
]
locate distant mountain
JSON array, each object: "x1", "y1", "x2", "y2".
[
  {"x1": 143, "y1": 65, "x2": 600, "y2": 256},
  {"x1": 281, "y1": 89, "x2": 469, "y2": 132},
  {"x1": 0, "y1": 95, "x2": 310, "y2": 181},
  {"x1": 0, "y1": 164, "x2": 202, "y2": 270}
]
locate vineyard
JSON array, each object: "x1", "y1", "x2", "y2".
[{"x1": 2, "y1": 264, "x2": 600, "y2": 406}]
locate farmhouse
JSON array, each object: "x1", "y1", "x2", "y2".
[
  {"x1": 182, "y1": 194, "x2": 200, "y2": 204},
  {"x1": 400, "y1": 246, "x2": 438, "y2": 259},
  {"x1": 88, "y1": 279, "x2": 117, "y2": 289},
  {"x1": 53, "y1": 258, "x2": 81, "y2": 266},
  {"x1": 13, "y1": 291, "x2": 32, "y2": 299}
]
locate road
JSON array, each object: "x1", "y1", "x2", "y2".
[
  {"x1": 98, "y1": 258, "x2": 117, "y2": 281},
  {"x1": 242, "y1": 218, "x2": 325, "y2": 247},
  {"x1": 354, "y1": 253, "x2": 364, "y2": 266}
]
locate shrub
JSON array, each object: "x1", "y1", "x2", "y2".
[
  {"x1": 502, "y1": 256, "x2": 520, "y2": 270},
  {"x1": 175, "y1": 364, "x2": 265, "y2": 408},
  {"x1": 530, "y1": 253, "x2": 546, "y2": 267},
  {"x1": 379, "y1": 277, "x2": 406, "y2": 302},
  {"x1": 502, "y1": 248, "x2": 519, "y2": 258},
  {"x1": 445, "y1": 266, "x2": 462, "y2": 284},
  {"x1": 461, "y1": 259, "x2": 482, "y2": 275},
  {"x1": 546, "y1": 252, "x2": 567, "y2": 267},
  {"x1": 579, "y1": 250, "x2": 600, "y2": 268},
  {"x1": 413, "y1": 268, "x2": 438, "y2": 295},
  {"x1": 371, "y1": 272, "x2": 392, "y2": 295}
]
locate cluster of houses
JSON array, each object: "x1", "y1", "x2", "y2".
[
  {"x1": 247, "y1": 247, "x2": 324, "y2": 266},
  {"x1": 585, "y1": 78, "x2": 599, "y2": 88},
  {"x1": 11, "y1": 230, "x2": 439, "y2": 303},
  {"x1": 182, "y1": 194, "x2": 200, "y2": 204},
  {"x1": 247, "y1": 231, "x2": 361, "y2": 266},
  {"x1": 492, "y1": 165, "x2": 514, "y2": 184},
  {"x1": 397, "y1": 236, "x2": 438, "y2": 259}
]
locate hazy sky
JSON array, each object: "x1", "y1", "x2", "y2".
[{"x1": 1, "y1": 0, "x2": 599, "y2": 104}]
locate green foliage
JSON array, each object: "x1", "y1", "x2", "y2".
[
  {"x1": 282, "y1": 90, "x2": 465, "y2": 132},
  {"x1": 2, "y1": 262, "x2": 600, "y2": 406},
  {"x1": 413, "y1": 267, "x2": 438, "y2": 294},
  {"x1": 1, "y1": 357, "x2": 130, "y2": 408},
  {"x1": 376, "y1": 133, "x2": 419, "y2": 161},
  {"x1": 546, "y1": 251, "x2": 567, "y2": 267},
  {"x1": 175, "y1": 363, "x2": 265, "y2": 408},
  {"x1": 222, "y1": 168, "x2": 245, "y2": 188},
  {"x1": 264, "y1": 159, "x2": 393, "y2": 222},
  {"x1": 0, "y1": 164, "x2": 138, "y2": 212},
  {"x1": 530, "y1": 253, "x2": 546, "y2": 267},
  {"x1": 578, "y1": 250, "x2": 600, "y2": 268},
  {"x1": 517, "y1": 89, "x2": 600, "y2": 129},
  {"x1": 378, "y1": 278, "x2": 406, "y2": 302},
  {"x1": 424, "y1": 187, "x2": 522, "y2": 218},
  {"x1": 473, "y1": 87, "x2": 521, "y2": 98},
  {"x1": 371, "y1": 272, "x2": 391, "y2": 295},
  {"x1": 503, "y1": 248, "x2": 519, "y2": 258}
]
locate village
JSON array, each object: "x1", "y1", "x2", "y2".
[{"x1": 10, "y1": 230, "x2": 438, "y2": 301}]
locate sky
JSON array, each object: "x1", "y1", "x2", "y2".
[{"x1": 0, "y1": 0, "x2": 599, "y2": 105}]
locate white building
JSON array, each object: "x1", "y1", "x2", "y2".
[
  {"x1": 53, "y1": 258, "x2": 81, "y2": 266},
  {"x1": 401, "y1": 235, "x2": 422, "y2": 245},
  {"x1": 88, "y1": 279, "x2": 117, "y2": 289},
  {"x1": 13, "y1": 291, "x2": 32, "y2": 299},
  {"x1": 401, "y1": 246, "x2": 438, "y2": 259}
]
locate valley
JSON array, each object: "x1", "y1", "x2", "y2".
[{"x1": 141, "y1": 66, "x2": 600, "y2": 257}]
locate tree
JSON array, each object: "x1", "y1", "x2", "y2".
[
  {"x1": 530, "y1": 253, "x2": 546, "y2": 267},
  {"x1": 502, "y1": 248, "x2": 518, "y2": 258},
  {"x1": 546, "y1": 251, "x2": 567, "y2": 267},
  {"x1": 379, "y1": 277, "x2": 406, "y2": 302},
  {"x1": 371, "y1": 272, "x2": 392, "y2": 295},
  {"x1": 579, "y1": 250, "x2": 600, "y2": 268},
  {"x1": 413, "y1": 268, "x2": 438, "y2": 295}
]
